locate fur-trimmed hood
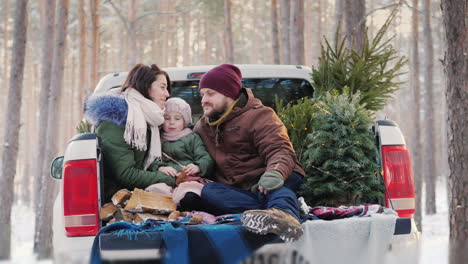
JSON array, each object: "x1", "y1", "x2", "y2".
[{"x1": 84, "y1": 94, "x2": 128, "y2": 127}]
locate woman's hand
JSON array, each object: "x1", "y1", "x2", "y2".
[
  {"x1": 158, "y1": 166, "x2": 179, "y2": 177},
  {"x1": 183, "y1": 164, "x2": 200, "y2": 176}
]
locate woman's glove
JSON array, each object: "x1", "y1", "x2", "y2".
[{"x1": 251, "y1": 170, "x2": 284, "y2": 193}]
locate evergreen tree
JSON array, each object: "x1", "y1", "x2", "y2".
[
  {"x1": 311, "y1": 10, "x2": 406, "y2": 112},
  {"x1": 300, "y1": 90, "x2": 383, "y2": 206}
]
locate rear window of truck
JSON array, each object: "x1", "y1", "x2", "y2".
[{"x1": 171, "y1": 78, "x2": 314, "y2": 118}]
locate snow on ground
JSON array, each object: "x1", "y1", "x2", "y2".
[
  {"x1": 419, "y1": 178, "x2": 449, "y2": 264},
  {"x1": 0, "y1": 201, "x2": 51, "y2": 264},
  {"x1": 2, "y1": 179, "x2": 450, "y2": 264}
]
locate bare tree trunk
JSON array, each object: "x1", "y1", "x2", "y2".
[
  {"x1": 422, "y1": 0, "x2": 437, "y2": 215},
  {"x1": 183, "y1": 5, "x2": 191, "y2": 66},
  {"x1": 279, "y1": 0, "x2": 290, "y2": 64},
  {"x1": 333, "y1": 0, "x2": 344, "y2": 37},
  {"x1": 289, "y1": 0, "x2": 305, "y2": 65},
  {"x1": 224, "y1": 0, "x2": 234, "y2": 63},
  {"x1": 33, "y1": 0, "x2": 56, "y2": 211},
  {"x1": 0, "y1": 0, "x2": 28, "y2": 259},
  {"x1": 344, "y1": 0, "x2": 366, "y2": 53},
  {"x1": 78, "y1": 0, "x2": 88, "y2": 108},
  {"x1": 315, "y1": 0, "x2": 323, "y2": 65},
  {"x1": 271, "y1": 0, "x2": 280, "y2": 64},
  {"x1": 410, "y1": 0, "x2": 423, "y2": 232},
  {"x1": 204, "y1": 18, "x2": 212, "y2": 65},
  {"x1": 34, "y1": 0, "x2": 69, "y2": 259},
  {"x1": 251, "y1": 2, "x2": 259, "y2": 63},
  {"x1": 441, "y1": 1, "x2": 468, "y2": 263},
  {"x1": 90, "y1": 0, "x2": 99, "y2": 88},
  {"x1": 0, "y1": 0, "x2": 10, "y2": 159}
]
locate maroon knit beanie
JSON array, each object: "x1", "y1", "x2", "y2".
[{"x1": 198, "y1": 64, "x2": 242, "y2": 100}]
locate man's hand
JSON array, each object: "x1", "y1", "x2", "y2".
[
  {"x1": 251, "y1": 170, "x2": 284, "y2": 194},
  {"x1": 183, "y1": 163, "x2": 200, "y2": 176},
  {"x1": 158, "y1": 166, "x2": 179, "y2": 177}
]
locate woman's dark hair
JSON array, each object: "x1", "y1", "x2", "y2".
[{"x1": 121, "y1": 63, "x2": 171, "y2": 99}]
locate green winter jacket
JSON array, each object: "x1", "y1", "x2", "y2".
[
  {"x1": 85, "y1": 95, "x2": 176, "y2": 202},
  {"x1": 153, "y1": 133, "x2": 214, "y2": 178}
]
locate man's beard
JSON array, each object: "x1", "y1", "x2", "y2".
[{"x1": 204, "y1": 102, "x2": 229, "y2": 120}]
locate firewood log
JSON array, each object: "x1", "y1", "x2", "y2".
[
  {"x1": 99, "y1": 202, "x2": 118, "y2": 221},
  {"x1": 111, "y1": 189, "x2": 132, "y2": 207}
]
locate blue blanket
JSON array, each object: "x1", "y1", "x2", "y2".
[{"x1": 90, "y1": 214, "x2": 279, "y2": 264}]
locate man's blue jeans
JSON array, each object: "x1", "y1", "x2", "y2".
[{"x1": 199, "y1": 172, "x2": 304, "y2": 220}]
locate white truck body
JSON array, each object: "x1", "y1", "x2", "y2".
[{"x1": 52, "y1": 64, "x2": 418, "y2": 263}]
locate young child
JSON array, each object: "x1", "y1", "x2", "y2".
[{"x1": 146, "y1": 97, "x2": 213, "y2": 206}]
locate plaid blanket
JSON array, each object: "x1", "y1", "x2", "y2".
[{"x1": 90, "y1": 214, "x2": 278, "y2": 264}]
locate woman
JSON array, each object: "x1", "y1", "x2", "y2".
[{"x1": 85, "y1": 63, "x2": 176, "y2": 201}]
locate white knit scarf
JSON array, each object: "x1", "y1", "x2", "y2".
[{"x1": 123, "y1": 88, "x2": 164, "y2": 170}]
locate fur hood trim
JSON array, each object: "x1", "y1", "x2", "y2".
[{"x1": 84, "y1": 94, "x2": 128, "y2": 127}]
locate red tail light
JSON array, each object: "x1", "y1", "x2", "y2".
[
  {"x1": 381, "y1": 145, "x2": 415, "y2": 218},
  {"x1": 63, "y1": 159, "x2": 100, "y2": 236}
]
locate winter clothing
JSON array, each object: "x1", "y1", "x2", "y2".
[
  {"x1": 122, "y1": 88, "x2": 164, "y2": 169},
  {"x1": 154, "y1": 133, "x2": 214, "y2": 178},
  {"x1": 251, "y1": 170, "x2": 284, "y2": 192},
  {"x1": 194, "y1": 88, "x2": 305, "y2": 191},
  {"x1": 198, "y1": 64, "x2": 242, "y2": 100},
  {"x1": 199, "y1": 173, "x2": 303, "y2": 220},
  {"x1": 84, "y1": 94, "x2": 176, "y2": 202},
  {"x1": 161, "y1": 128, "x2": 192, "y2": 142},
  {"x1": 165, "y1": 97, "x2": 193, "y2": 126}
]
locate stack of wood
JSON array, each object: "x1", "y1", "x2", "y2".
[{"x1": 99, "y1": 188, "x2": 177, "y2": 225}]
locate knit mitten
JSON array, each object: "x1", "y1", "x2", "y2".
[{"x1": 251, "y1": 170, "x2": 284, "y2": 192}]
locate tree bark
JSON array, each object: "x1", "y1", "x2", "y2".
[
  {"x1": 183, "y1": 5, "x2": 191, "y2": 66},
  {"x1": 78, "y1": 0, "x2": 88, "y2": 108},
  {"x1": 441, "y1": 1, "x2": 468, "y2": 263},
  {"x1": 33, "y1": 0, "x2": 56, "y2": 211},
  {"x1": 279, "y1": 0, "x2": 290, "y2": 64},
  {"x1": 0, "y1": 0, "x2": 10, "y2": 159},
  {"x1": 410, "y1": 0, "x2": 423, "y2": 232},
  {"x1": 344, "y1": 0, "x2": 366, "y2": 53},
  {"x1": 422, "y1": 0, "x2": 437, "y2": 215},
  {"x1": 251, "y1": 2, "x2": 259, "y2": 63},
  {"x1": 271, "y1": 0, "x2": 280, "y2": 64},
  {"x1": 34, "y1": 0, "x2": 69, "y2": 259},
  {"x1": 290, "y1": 0, "x2": 305, "y2": 65},
  {"x1": 0, "y1": 0, "x2": 28, "y2": 259},
  {"x1": 90, "y1": 0, "x2": 100, "y2": 88},
  {"x1": 224, "y1": 0, "x2": 234, "y2": 63},
  {"x1": 333, "y1": 0, "x2": 344, "y2": 37}
]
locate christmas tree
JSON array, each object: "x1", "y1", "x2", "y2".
[{"x1": 300, "y1": 90, "x2": 383, "y2": 206}]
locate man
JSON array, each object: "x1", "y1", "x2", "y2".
[{"x1": 194, "y1": 64, "x2": 306, "y2": 242}]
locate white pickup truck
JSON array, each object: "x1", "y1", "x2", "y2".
[{"x1": 50, "y1": 65, "x2": 418, "y2": 263}]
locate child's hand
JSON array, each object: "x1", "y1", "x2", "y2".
[
  {"x1": 183, "y1": 164, "x2": 200, "y2": 176},
  {"x1": 158, "y1": 166, "x2": 179, "y2": 177}
]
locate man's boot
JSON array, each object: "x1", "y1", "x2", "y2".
[{"x1": 241, "y1": 208, "x2": 303, "y2": 242}]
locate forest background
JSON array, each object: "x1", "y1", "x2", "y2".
[{"x1": 0, "y1": 0, "x2": 466, "y2": 263}]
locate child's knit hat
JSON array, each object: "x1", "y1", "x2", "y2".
[{"x1": 165, "y1": 98, "x2": 192, "y2": 126}]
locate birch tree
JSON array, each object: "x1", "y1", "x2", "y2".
[
  {"x1": 441, "y1": 0, "x2": 468, "y2": 263},
  {"x1": 34, "y1": 0, "x2": 69, "y2": 259},
  {"x1": 0, "y1": 0, "x2": 29, "y2": 258}
]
